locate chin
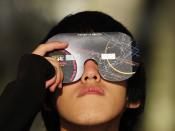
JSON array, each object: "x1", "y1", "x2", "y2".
[
  {"x1": 76, "y1": 114, "x2": 106, "y2": 126},
  {"x1": 61, "y1": 108, "x2": 118, "y2": 127},
  {"x1": 57, "y1": 95, "x2": 125, "y2": 127}
]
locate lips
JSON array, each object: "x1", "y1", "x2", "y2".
[{"x1": 78, "y1": 87, "x2": 105, "y2": 97}]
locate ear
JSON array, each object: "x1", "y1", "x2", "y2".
[{"x1": 127, "y1": 101, "x2": 141, "y2": 109}]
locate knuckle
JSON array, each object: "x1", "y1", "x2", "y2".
[{"x1": 38, "y1": 44, "x2": 45, "y2": 49}]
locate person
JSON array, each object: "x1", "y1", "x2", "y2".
[{"x1": 0, "y1": 11, "x2": 146, "y2": 131}]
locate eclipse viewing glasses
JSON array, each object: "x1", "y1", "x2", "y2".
[{"x1": 47, "y1": 32, "x2": 140, "y2": 83}]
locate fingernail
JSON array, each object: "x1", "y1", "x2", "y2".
[{"x1": 58, "y1": 82, "x2": 62, "y2": 89}]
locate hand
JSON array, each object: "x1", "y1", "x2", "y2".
[{"x1": 32, "y1": 41, "x2": 68, "y2": 92}]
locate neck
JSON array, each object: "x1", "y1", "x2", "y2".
[{"x1": 59, "y1": 117, "x2": 120, "y2": 131}]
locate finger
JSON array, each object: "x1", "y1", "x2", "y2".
[
  {"x1": 44, "y1": 56, "x2": 64, "y2": 92},
  {"x1": 56, "y1": 66, "x2": 63, "y2": 89},
  {"x1": 49, "y1": 66, "x2": 63, "y2": 92},
  {"x1": 32, "y1": 42, "x2": 68, "y2": 56},
  {"x1": 49, "y1": 81, "x2": 58, "y2": 92},
  {"x1": 45, "y1": 57, "x2": 60, "y2": 66},
  {"x1": 45, "y1": 75, "x2": 56, "y2": 88},
  {"x1": 45, "y1": 59, "x2": 63, "y2": 92}
]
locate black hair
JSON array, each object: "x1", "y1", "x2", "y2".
[{"x1": 41, "y1": 11, "x2": 146, "y2": 131}]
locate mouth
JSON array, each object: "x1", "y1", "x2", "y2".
[{"x1": 77, "y1": 87, "x2": 105, "y2": 97}]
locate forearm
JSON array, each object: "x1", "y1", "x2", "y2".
[{"x1": 0, "y1": 54, "x2": 54, "y2": 131}]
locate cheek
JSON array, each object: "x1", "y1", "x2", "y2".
[
  {"x1": 107, "y1": 87, "x2": 127, "y2": 116},
  {"x1": 56, "y1": 88, "x2": 79, "y2": 122}
]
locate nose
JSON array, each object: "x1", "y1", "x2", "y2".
[{"x1": 81, "y1": 60, "x2": 101, "y2": 83}]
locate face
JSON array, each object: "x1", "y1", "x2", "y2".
[{"x1": 56, "y1": 60, "x2": 128, "y2": 126}]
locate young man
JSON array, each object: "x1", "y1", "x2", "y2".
[{"x1": 0, "y1": 11, "x2": 146, "y2": 131}]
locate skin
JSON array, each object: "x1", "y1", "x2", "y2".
[{"x1": 32, "y1": 41, "x2": 140, "y2": 131}]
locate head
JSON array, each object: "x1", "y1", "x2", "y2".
[{"x1": 41, "y1": 11, "x2": 146, "y2": 131}]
